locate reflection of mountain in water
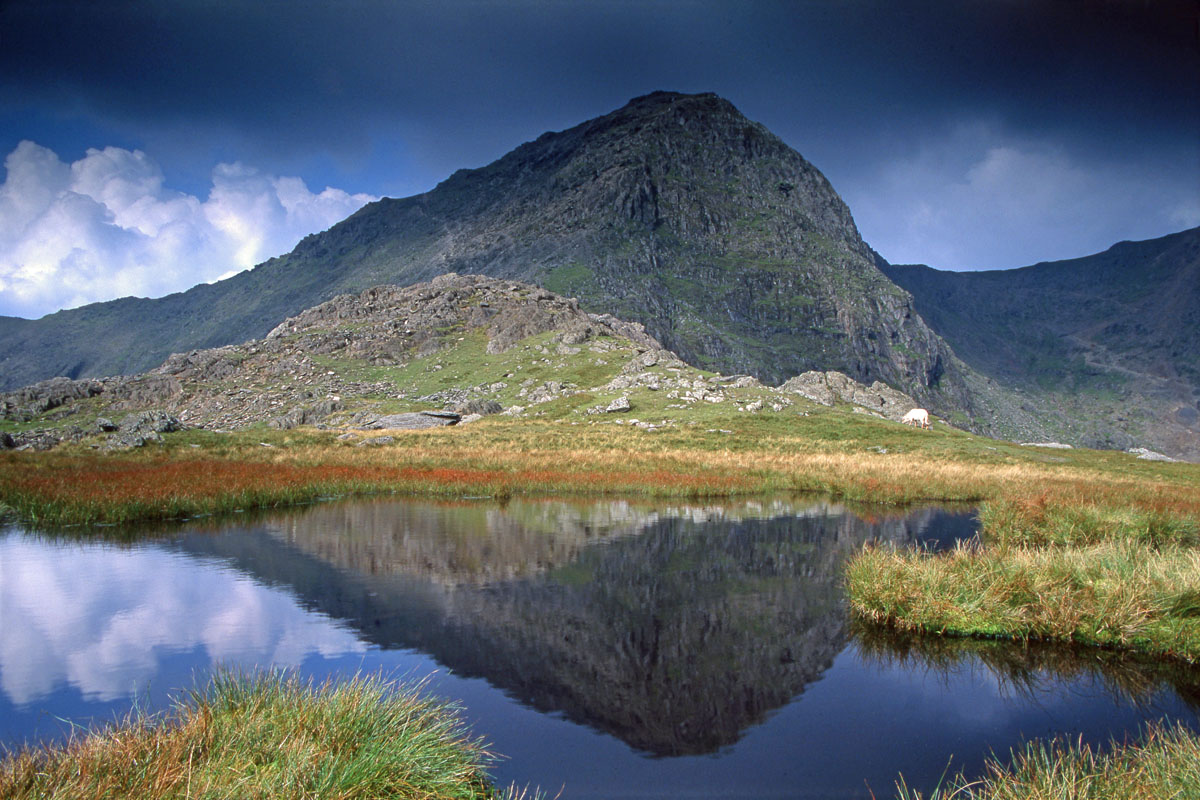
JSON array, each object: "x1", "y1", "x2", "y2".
[{"x1": 178, "y1": 498, "x2": 953, "y2": 755}]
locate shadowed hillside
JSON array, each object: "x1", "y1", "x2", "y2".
[{"x1": 881, "y1": 228, "x2": 1200, "y2": 460}]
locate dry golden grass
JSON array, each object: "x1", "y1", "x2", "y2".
[{"x1": 2, "y1": 416, "x2": 1195, "y2": 526}]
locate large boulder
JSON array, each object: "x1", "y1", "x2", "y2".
[
  {"x1": 357, "y1": 411, "x2": 461, "y2": 430},
  {"x1": 779, "y1": 371, "x2": 918, "y2": 420}
]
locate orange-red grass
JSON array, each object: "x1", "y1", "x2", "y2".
[{"x1": 0, "y1": 451, "x2": 754, "y2": 526}]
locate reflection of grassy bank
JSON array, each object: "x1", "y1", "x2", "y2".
[
  {"x1": 0, "y1": 670, "x2": 527, "y2": 800},
  {"x1": 852, "y1": 625, "x2": 1200, "y2": 707},
  {"x1": 893, "y1": 721, "x2": 1200, "y2": 800}
]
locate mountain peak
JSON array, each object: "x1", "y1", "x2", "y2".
[{"x1": 0, "y1": 92, "x2": 969, "y2": 419}]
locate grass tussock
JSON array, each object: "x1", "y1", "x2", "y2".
[
  {"x1": 892, "y1": 721, "x2": 1200, "y2": 800},
  {"x1": 848, "y1": 538, "x2": 1200, "y2": 661},
  {"x1": 0, "y1": 669, "x2": 531, "y2": 800}
]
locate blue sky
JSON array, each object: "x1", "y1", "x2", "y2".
[{"x1": 1, "y1": 0, "x2": 1197, "y2": 318}]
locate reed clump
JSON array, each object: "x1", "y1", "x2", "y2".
[
  {"x1": 844, "y1": 440, "x2": 1200, "y2": 662},
  {"x1": 0, "y1": 669, "x2": 529, "y2": 800},
  {"x1": 892, "y1": 721, "x2": 1200, "y2": 799}
]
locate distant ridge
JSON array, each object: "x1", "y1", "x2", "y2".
[{"x1": 881, "y1": 227, "x2": 1200, "y2": 460}]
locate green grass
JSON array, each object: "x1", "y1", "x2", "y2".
[
  {"x1": 891, "y1": 721, "x2": 1200, "y2": 800},
  {"x1": 311, "y1": 330, "x2": 631, "y2": 412},
  {"x1": 0, "y1": 669, "x2": 535, "y2": 800},
  {"x1": 848, "y1": 534, "x2": 1200, "y2": 662}
]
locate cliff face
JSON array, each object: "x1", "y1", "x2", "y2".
[
  {"x1": 302, "y1": 91, "x2": 969, "y2": 407},
  {"x1": 0, "y1": 92, "x2": 970, "y2": 416}
]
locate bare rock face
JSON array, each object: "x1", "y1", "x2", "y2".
[
  {"x1": 0, "y1": 377, "x2": 104, "y2": 421},
  {"x1": 779, "y1": 371, "x2": 919, "y2": 421},
  {"x1": 357, "y1": 412, "x2": 461, "y2": 431}
]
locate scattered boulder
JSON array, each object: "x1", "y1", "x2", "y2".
[
  {"x1": 1019, "y1": 442, "x2": 1074, "y2": 449},
  {"x1": 356, "y1": 435, "x2": 395, "y2": 447},
  {"x1": 16, "y1": 431, "x2": 64, "y2": 451},
  {"x1": 119, "y1": 411, "x2": 183, "y2": 435},
  {"x1": 1126, "y1": 447, "x2": 1178, "y2": 462},
  {"x1": 453, "y1": 398, "x2": 503, "y2": 416},
  {"x1": 778, "y1": 371, "x2": 916, "y2": 420},
  {"x1": 606, "y1": 396, "x2": 632, "y2": 413},
  {"x1": 100, "y1": 412, "x2": 184, "y2": 451},
  {"x1": 358, "y1": 411, "x2": 461, "y2": 430},
  {"x1": 269, "y1": 399, "x2": 344, "y2": 430}
]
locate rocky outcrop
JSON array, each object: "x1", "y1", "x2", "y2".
[
  {"x1": 0, "y1": 275, "x2": 671, "y2": 441},
  {"x1": 356, "y1": 411, "x2": 461, "y2": 430},
  {"x1": 779, "y1": 370, "x2": 920, "y2": 421},
  {"x1": 0, "y1": 272, "x2": 970, "y2": 451}
]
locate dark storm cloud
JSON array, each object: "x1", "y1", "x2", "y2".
[
  {"x1": 1, "y1": 0, "x2": 1197, "y2": 301},
  {"x1": 6, "y1": 1, "x2": 1192, "y2": 171}
]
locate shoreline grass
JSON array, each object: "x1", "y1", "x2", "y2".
[
  {"x1": 891, "y1": 721, "x2": 1200, "y2": 800},
  {"x1": 2, "y1": 418, "x2": 1195, "y2": 527},
  {"x1": 0, "y1": 669, "x2": 527, "y2": 800},
  {"x1": 847, "y1": 482, "x2": 1200, "y2": 663}
]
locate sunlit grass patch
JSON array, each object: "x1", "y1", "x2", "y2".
[
  {"x1": 847, "y1": 539, "x2": 1200, "y2": 661},
  {"x1": 2, "y1": 412, "x2": 1197, "y2": 529},
  {"x1": 0, "y1": 669, "x2": 533, "y2": 800}
]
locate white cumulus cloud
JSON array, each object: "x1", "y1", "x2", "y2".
[{"x1": 0, "y1": 141, "x2": 377, "y2": 318}]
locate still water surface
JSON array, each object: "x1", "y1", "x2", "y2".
[{"x1": 1, "y1": 496, "x2": 1196, "y2": 798}]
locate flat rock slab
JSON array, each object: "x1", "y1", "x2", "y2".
[{"x1": 358, "y1": 411, "x2": 461, "y2": 430}]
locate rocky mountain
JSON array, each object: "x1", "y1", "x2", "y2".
[
  {"x1": 880, "y1": 228, "x2": 1200, "y2": 461},
  {"x1": 0, "y1": 91, "x2": 970, "y2": 418},
  {"x1": 0, "y1": 274, "x2": 927, "y2": 451}
]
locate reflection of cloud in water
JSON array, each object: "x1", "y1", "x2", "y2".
[{"x1": 0, "y1": 536, "x2": 366, "y2": 706}]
